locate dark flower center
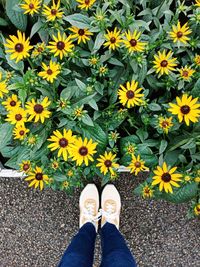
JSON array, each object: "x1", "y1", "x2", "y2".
[
  {"x1": 19, "y1": 130, "x2": 25, "y2": 136},
  {"x1": 104, "y1": 160, "x2": 112, "y2": 167},
  {"x1": 10, "y1": 100, "x2": 16, "y2": 107},
  {"x1": 126, "y1": 90, "x2": 135, "y2": 99},
  {"x1": 110, "y1": 37, "x2": 116, "y2": 43},
  {"x1": 135, "y1": 161, "x2": 141, "y2": 168},
  {"x1": 85, "y1": 0, "x2": 90, "y2": 4},
  {"x1": 161, "y1": 173, "x2": 171, "y2": 182},
  {"x1": 35, "y1": 173, "x2": 43, "y2": 180},
  {"x1": 34, "y1": 104, "x2": 44, "y2": 114},
  {"x1": 15, "y1": 43, "x2": 24, "y2": 53},
  {"x1": 37, "y1": 47, "x2": 43, "y2": 52},
  {"x1": 160, "y1": 60, "x2": 168, "y2": 67},
  {"x1": 29, "y1": 3, "x2": 34, "y2": 9},
  {"x1": 161, "y1": 121, "x2": 169, "y2": 128},
  {"x1": 144, "y1": 188, "x2": 150, "y2": 194},
  {"x1": 59, "y1": 138, "x2": 68, "y2": 148},
  {"x1": 79, "y1": 146, "x2": 88, "y2": 156},
  {"x1": 51, "y1": 9, "x2": 57, "y2": 15},
  {"x1": 23, "y1": 164, "x2": 30, "y2": 171},
  {"x1": 180, "y1": 105, "x2": 190, "y2": 115},
  {"x1": 182, "y1": 71, "x2": 188, "y2": 77},
  {"x1": 15, "y1": 114, "x2": 22, "y2": 121},
  {"x1": 130, "y1": 39, "x2": 137, "y2": 47},
  {"x1": 197, "y1": 207, "x2": 200, "y2": 212},
  {"x1": 177, "y1": 31, "x2": 183, "y2": 38},
  {"x1": 47, "y1": 69, "x2": 53, "y2": 75},
  {"x1": 78, "y1": 29, "x2": 85, "y2": 36},
  {"x1": 57, "y1": 41, "x2": 65, "y2": 50}
]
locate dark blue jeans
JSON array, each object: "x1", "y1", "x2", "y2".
[{"x1": 58, "y1": 222, "x2": 137, "y2": 267}]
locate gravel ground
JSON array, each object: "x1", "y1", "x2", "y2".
[{"x1": 0, "y1": 174, "x2": 200, "y2": 267}]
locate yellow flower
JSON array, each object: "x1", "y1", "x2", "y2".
[
  {"x1": 73, "y1": 106, "x2": 84, "y2": 118},
  {"x1": 47, "y1": 32, "x2": 74, "y2": 60},
  {"x1": 62, "y1": 181, "x2": 70, "y2": 189},
  {"x1": 194, "y1": 204, "x2": 200, "y2": 216},
  {"x1": 142, "y1": 185, "x2": 154, "y2": 198},
  {"x1": 128, "y1": 154, "x2": 149, "y2": 176},
  {"x1": 184, "y1": 175, "x2": 191, "y2": 182},
  {"x1": 68, "y1": 137, "x2": 97, "y2": 166},
  {"x1": 5, "y1": 30, "x2": 33, "y2": 63},
  {"x1": 6, "y1": 107, "x2": 27, "y2": 126},
  {"x1": 104, "y1": 27, "x2": 123, "y2": 50},
  {"x1": 13, "y1": 124, "x2": 30, "y2": 140},
  {"x1": 153, "y1": 50, "x2": 177, "y2": 76},
  {"x1": 43, "y1": 0, "x2": 63, "y2": 21},
  {"x1": 67, "y1": 169, "x2": 74, "y2": 177},
  {"x1": 32, "y1": 42, "x2": 45, "y2": 57},
  {"x1": 158, "y1": 116, "x2": 173, "y2": 134},
  {"x1": 169, "y1": 21, "x2": 192, "y2": 44},
  {"x1": 194, "y1": 54, "x2": 200, "y2": 66},
  {"x1": 76, "y1": 0, "x2": 96, "y2": 10},
  {"x1": 27, "y1": 135, "x2": 37, "y2": 145},
  {"x1": 179, "y1": 66, "x2": 195, "y2": 80},
  {"x1": 69, "y1": 26, "x2": 93, "y2": 44},
  {"x1": 47, "y1": 129, "x2": 76, "y2": 161},
  {"x1": 118, "y1": 80, "x2": 144, "y2": 108},
  {"x1": 152, "y1": 162, "x2": 182, "y2": 193},
  {"x1": 2, "y1": 94, "x2": 21, "y2": 111},
  {"x1": 0, "y1": 72, "x2": 8, "y2": 98},
  {"x1": 51, "y1": 160, "x2": 59, "y2": 170},
  {"x1": 19, "y1": 160, "x2": 32, "y2": 173},
  {"x1": 96, "y1": 151, "x2": 119, "y2": 175},
  {"x1": 38, "y1": 60, "x2": 60, "y2": 83},
  {"x1": 168, "y1": 94, "x2": 200, "y2": 126},
  {"x1": 195, "y1": 0, "x2": 200, "y2": 7},
  {"x1": 122, "y1": 30, "x2": 146, "y2": 53},
  {"x1": 89, "y1": 56, "x2": 99, "y2": 66},
  {"x1": 194, "y1": 177, "x2": 200, "y2": 183},
  {"x1": 25, "y1": 166, "x2": 49, "y2": 190},
  {"x1": 26, "y1": 97, "x2": 51, "y2": 123},
  {"x1": 20, "y1": 0, "x2": 41, "y2": 15}
]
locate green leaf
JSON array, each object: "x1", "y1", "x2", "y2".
[
  {"x1": 92, "y1": 32, "x2": 105, "y2": 53},
  {"x1": 0, "y1": 123, "x2": 13, "y2": 150},
  {"x1": 161, "y1": 183, "x2": 198, "y2": 203},
  {"x1": 191, "y1": 78, "x2": 200, "y2": 98},
  {"x1": 5, "y1": 55, "x2": 24, "y2": 71},
  {"x1": 0, "y1": 17, "x2": 8, "y2": 26},
  {"x1": 136, "y1": 129, "x2": 148, "y2": 142},
  {"x1": 30, "y1": 19, "x2": 43, "y2": 38},
  {"x1": 149, "y1": 103, "x2": 161, "y2": 111},
  {"x1": 75, "y1": 78, "x2": 86, "y2": 91},
  {"x1": 159, "y1": 140, "x2": 168, "y2": 154},
  {"x1": 6, "y1": 0, "x2": 27, "y2": 31},
  {"x1": 88, "y1": 99, "x2": 98, "y2": 110},
  {"x1": 64, "y1": 13, "x2": 91, "y2": 28},
  {"x1": 164, "y1": 150, "x2": 181, "y2": 166},
  {"x1": 108, "y1": 58, "x2": 124, "y2": 67},
  {"x1": 72, "y1": 93, "x2": 97, "y2": 107},
  {"x1": 82, "y1": 114, "x2": 94, "y2": 126}
]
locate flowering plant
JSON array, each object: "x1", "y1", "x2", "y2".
[{"x1": 0, "y1": 0, "x2": 200, "y2": 218}]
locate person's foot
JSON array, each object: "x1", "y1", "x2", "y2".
[
  {"x1": 101, "y1": 184, "x2": 121, "y2": 229},
  {"x1": 79, "y1": 184, "x2": 100, "y2": 232}
]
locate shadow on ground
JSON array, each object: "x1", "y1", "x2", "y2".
[{"x1": 0, "y1": 174, "x2": 200, "y2": 267}]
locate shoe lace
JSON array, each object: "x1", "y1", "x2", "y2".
[
  {"x1": 83, "y1": 203, "x2": 101, "y2": 223},
  {"x1": 100, "y1": 203, "x2": 118, "y2": 222}
]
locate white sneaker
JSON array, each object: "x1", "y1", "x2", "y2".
[
  {"x1": 79, "y1": 184, "x2": 100, "y2": 232},
  {"x1": 101, "y1": 184, "x2": 121, "y2": 229}
]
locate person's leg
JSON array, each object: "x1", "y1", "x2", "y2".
[
  {"x1": 100, "y1": 222, "x2": 137, "y2": 267},
  {"x1": 100, "y1": 184, "x2": 137, "y2": 267},
  {"x1": 58, "y1": 184, "x2": 100, "y2": 267},
  {"x1": 58, "y1": 222, "x2": 96, "y2": 267}
]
